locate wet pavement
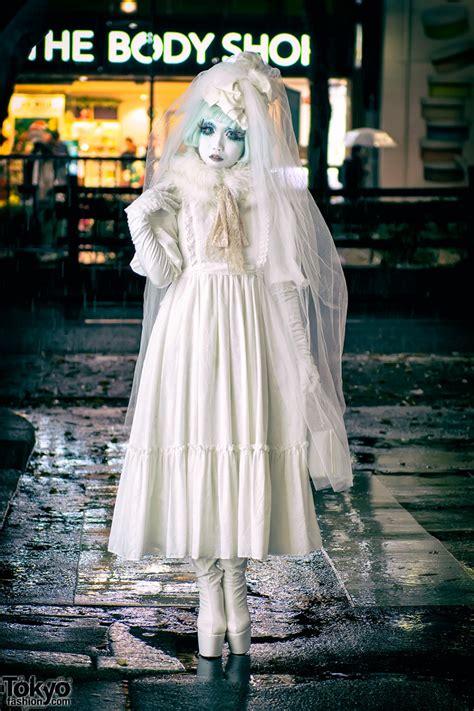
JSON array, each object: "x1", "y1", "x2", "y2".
[{"x1": 0, "y1": 308, "x2": 473, "y2": 709}]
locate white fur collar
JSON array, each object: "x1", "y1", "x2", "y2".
[{"x1": 165, "y1": 149, "x2": 252, "y2": 205}]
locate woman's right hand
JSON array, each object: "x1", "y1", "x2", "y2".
[
  {"x1": 124, "y1": 185, "x2": 183, "y2": 288},
  {"x1": 125, "y1": 187, "x2": 181, "y2": 219}
]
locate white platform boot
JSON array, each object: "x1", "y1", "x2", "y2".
[
  {"x1": 191, "y1": 557, "x2": 227, "y2": 658},
  {"x1": 219, "y1": 557, "x2": 251, "y2": 655}
]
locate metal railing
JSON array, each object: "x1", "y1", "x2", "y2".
[{"x1": 0, "y1": 154, "x2": 471, "y2": 262}]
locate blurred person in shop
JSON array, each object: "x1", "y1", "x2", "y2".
[
  {"x1": 50, "y1": 129, "x2": 70, "y2": 186},
  {"x1": 30, "y1": 129, "x2": 56, "y2": 246},
  {"x1": 22, "y1": 121, "x2": 51, "y2": 186},
  {"x1": 121, "y1": 136, "x2": 138, "y2": 169}
]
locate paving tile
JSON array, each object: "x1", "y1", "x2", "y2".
[
  {"x1": 101, "y1": 621, "x2": 184, "y2": 673},
  {"x1": 127, "y1": 673, "x2": 468, "y2": 711},
  {"x1": 0, "y1": 617, "x2": 108, "y2": 655},
  {"x1": 316, "y1": 473, "x2": 474, "y2": 606},
  {"x1": 0, "y1": 648, "x2": 93, "y2": 674},
  {"x1": 67, "y1": 681, "x2": 127, "y2": 711}
]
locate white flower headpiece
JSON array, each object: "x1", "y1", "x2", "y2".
[{"x1": 202, "y1": 52, "x2": 277, "y2": 130}]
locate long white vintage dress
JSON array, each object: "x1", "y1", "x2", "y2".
[{"x1": 107, "y1": 150, "x2": 322, "y2": 561}]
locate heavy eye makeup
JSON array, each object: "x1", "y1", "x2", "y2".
[{"x1": 198, "y1": 120, "x2": 245, "y2": 142}]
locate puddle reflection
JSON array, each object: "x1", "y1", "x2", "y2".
[{"x1": 195, "y1": 653, "x2": 251, "y2": 708}]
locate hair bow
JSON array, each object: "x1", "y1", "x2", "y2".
[
  {"x1": 204, "y1": 80, "x2": 248, "y2": 130},
  {"x1": 203, "y1": 61, "x2": 275, "y2": 130}
]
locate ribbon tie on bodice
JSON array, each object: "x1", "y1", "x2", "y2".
[{"x1": 205, "y1": 183, "x2": 250, "y2": 272}]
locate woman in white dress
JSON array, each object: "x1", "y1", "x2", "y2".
[{"x1": 107, "y1": 52, "x2": 353, "y2": 660}]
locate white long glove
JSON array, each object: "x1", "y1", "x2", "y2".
[
  {"x1": 124, "y1": 187, "x2": 182, "y2": 288},
  {"x1": 271, "y1": 282, "x2": 321, "y2": 390}
]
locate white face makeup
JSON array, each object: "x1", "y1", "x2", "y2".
[{"x1": 197, "y1": 115, "x2": 246, "y2": 169}]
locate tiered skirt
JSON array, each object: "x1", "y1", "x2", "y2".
[{"x1": 107, "y1": 267, "x2": 322, "y2": 561}]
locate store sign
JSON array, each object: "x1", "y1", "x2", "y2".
[
  {"x1": 10, "y1": 94, "x2": 65, "y2": 117},
  {"x1": 27, "y1": 29, "x2": 310, "y2": 70}
]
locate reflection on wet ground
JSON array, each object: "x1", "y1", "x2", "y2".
[{"x1": 0, "y1": 343, "x2": 473, "y2": 708}]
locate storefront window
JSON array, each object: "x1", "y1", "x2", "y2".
[
  {"x1": 2, "y1": 74, "x2": 349, "y2": 190},
  {"x1": 2, "y1": 79, "x2": 191, "y2": 188}
]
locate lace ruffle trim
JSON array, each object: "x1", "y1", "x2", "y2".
[
  {"x1": 183, "y1": 200, "x2": 198, "y2": 266},
  {"x1": 127, "y1": 441, "x2": 309, "y2": 455},
  {"x1": 256, "y1": 204, "x2": 270, "y2": 268}
]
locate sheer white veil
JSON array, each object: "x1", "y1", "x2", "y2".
[{"x1": 124, "y1": 51, "x2": 353, "y2": 493}]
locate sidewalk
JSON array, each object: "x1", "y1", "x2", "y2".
[{"x1": 0, "y1": 315, "x2": 473, "y2": 709}]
